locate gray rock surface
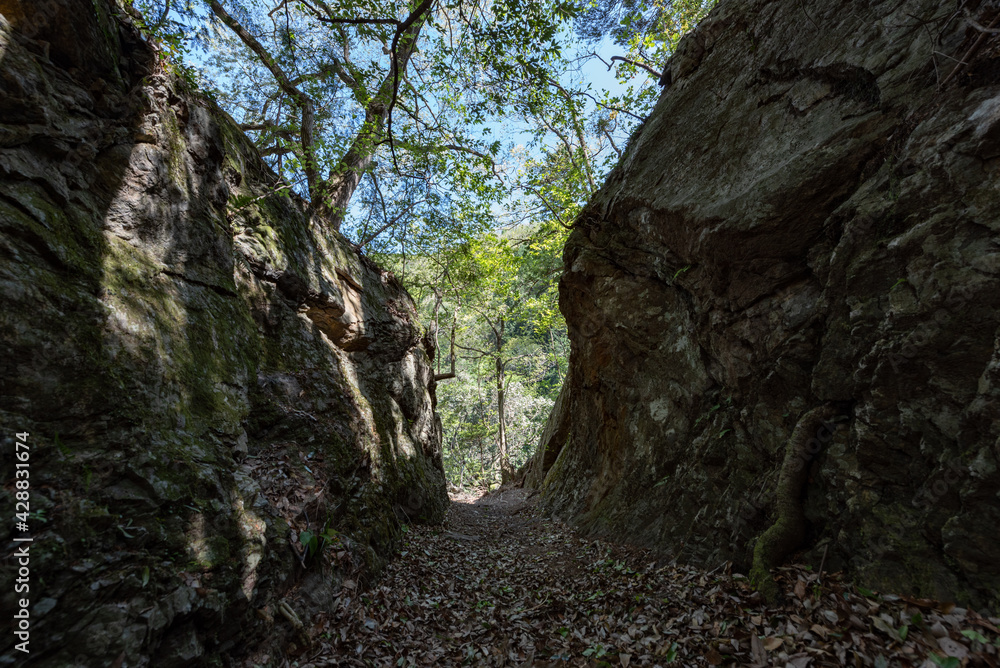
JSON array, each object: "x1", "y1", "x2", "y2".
[
  {"x1": 529, "y1": 0, "x2": 1000, "y2": 610},
  {"x1": 0, "y1": 1, "x2": 446, "y2": 664}
]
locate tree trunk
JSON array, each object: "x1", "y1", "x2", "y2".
[
  {"x1": 315, "y1": 0, "x2": 434, "y2": 229},
  {"x1": 495, "y1": 317, "x2": 514, "y2": 483},
  {"x1": 208, "y1": 0, "x2": 320, "y2": 198},
  {"x1": 214, "y1": 0, "x2": 435, "y2": 232}
]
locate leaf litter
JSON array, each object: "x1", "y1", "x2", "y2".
[{"x1": 275, "y1": 489, "x2": 1000, "y2": 667}]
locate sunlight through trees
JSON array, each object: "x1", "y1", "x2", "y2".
[{"x1": 123, "y1": 0, "x2": 715, "y2": 489}]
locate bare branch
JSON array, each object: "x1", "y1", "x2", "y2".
[
  {"x1": 942, "y1": 10, "x2": 1000, "y2": 86},
  {"x1": 577, "y1": 86, "x2": 645, "y2": 122},
  {"x1": 259, "y1": 146, "x2": 293, "y2": 157},
  {"x1": 456, "y1": 342, "x2": 491, "y2": 357},
  {"x1": 602, "y1": 126, "x2": 622, "y2": 159},
  {"x1": 544, "y1": 78, "x2": 597, "y2": 192},
  {"x1": 610, "y1": 55, "x2": 663, "y2": 79},
  {"x1": 301, "y1": 0, "x2": 400, "y2": 27},
  {"x1": 520, "y1": 182, "x2": 574, "y2": 230},
  {"x1": 386, "y1": 0, "x2": 436, "y2": 173},
  {"x1": 964, "y1": 7, "x2": 1000, "y2": 33},
  {"x1": 356, "y1": 200, "x2": 425, "y2": 249},
  {"x1": 240, "y1": 121, "x2": 297, "y2": 142},
  {"x1": 536, "y1": 113, "x2": 596, "y2": 194}
]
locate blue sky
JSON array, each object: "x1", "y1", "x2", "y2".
[{"x1": 175, "y1": 2, "x2": 660, "y2": 238}]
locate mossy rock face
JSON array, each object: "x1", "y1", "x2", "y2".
[
  {"x1": 529, "y1": 0, "x2": 1000, "y2": 611},
  {"x1": 0, "y1": 4, "x2": 446, "y2": 664}
]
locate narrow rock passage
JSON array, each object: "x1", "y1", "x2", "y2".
[{"x1": 292, "y1": 490, "x2": 1000, "y2": 667}]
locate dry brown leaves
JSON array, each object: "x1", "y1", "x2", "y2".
[
  {"x1": 243, "y1": 441, "x2": 330, "y2": 561},
  {"x1": 285, "y1": 493, "x2": 999, "y2": 667}
]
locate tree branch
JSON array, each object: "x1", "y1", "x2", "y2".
[
  {"x1": 942, "y1": 10, "x2": 1000, "y2": 86},
  {"x1": 577, "y1": 86, "x2": 645, "y2": 122},
  {"x1": 610, "y1": 55, "x2": 663, "y2": 79},
  {"x1": 209, "y1": 0, "x2": 320, "y2": 199},
  {"x1": 317, "y1": 0, "x2": 434, "y2": 229},
  {"x1": 520, "y1": 183, "x2": 573, "y2": 230},
  {"x1": 537, "y1": 113, "x2": 595, "y2": 194},
  {"x1": 544, "y1": 78, "x2": 596, "y2": 193},
  {"x1": 259, "y1": 146, "x2": 293, "y2": 157},
  {"x1": 356, "y1": 200, "x2": 425, "y2": 249},
  {"x1": 240, "y1": 121, "x2": 297, "y2": 142},
  {"x1": 301, "y1": 0, "x2": 400, "y2": 27},
  {"x1": 455, "y1": 342, "x2": 491, "y2": 357},
  {"x1": 386, "y1": 0, "x2": 435, "y2": 173},
  {"x1": 964, "y1": 7, "x2": 1000, "y2": 33}
]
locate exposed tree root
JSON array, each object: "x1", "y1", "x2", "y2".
[{"x1": 751, "y1": 403, "x2": 841, "y2": 602}]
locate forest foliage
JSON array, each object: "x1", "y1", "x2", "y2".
[{"x1": 126, "y1": 0, "x2": 714, "y2": 488}]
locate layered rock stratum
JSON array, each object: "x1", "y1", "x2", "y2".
[
  {"x1": 0, "y1": 1, "x2": 446, "y2": 664},
  {"x1": 529, "y1": 0, "x2": 1000, "y2": 610}
]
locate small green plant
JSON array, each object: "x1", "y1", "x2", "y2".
[
  {"x1": 321, "y1": 526, "x2": 341, "y2": 544},
  {"x1": 299, "y1": 530, "x2": 319, "y2": 557},
  {"x1": 694, "y1": 403, "x2": 720, "y2": 426},
  {"x1": 961, "y1": 629, "x2": 988, "y2": 644},
  {"x1": 929, "y1": 655, "x2": 960, "y2": 668},
  {"x1": 54, "y1": 432, "x2": 70, "y2": 457},
  {"x1": 664, "y1": 641, "x2": 679, "y2": 662},
  {"x1": 300, "y1": 524, "x2": 343, "y2": 560},
  {"x1": 582, "y1": 644, "x2": 607, "y2": 658},
  {"x1": 890, "y1": 278, "x2": 907, "y2": 291},
  {"x1": 117, "y1": 518, "x2": 143, "y2": 539}
]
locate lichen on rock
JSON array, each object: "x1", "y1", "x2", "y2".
[
  {"x1": 527, "y1": 0, "x2": 1000, "y2": 610},
  {"x1": 0, "y1": 2, "x2": 446, "y2": 664}
]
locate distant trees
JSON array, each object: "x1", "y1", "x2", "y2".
[
  {"x1": 397, "y1": 228, "x2": 568, "y2": 487},
  {"x1": 370, "y1": 0, "x2": 719, "y2": 490}
]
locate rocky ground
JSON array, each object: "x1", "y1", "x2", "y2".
[{"x1": 247, "y1": 489, "x2": 1000, "y2": 667}]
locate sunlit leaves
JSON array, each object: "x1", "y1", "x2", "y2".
[{"x1": 575, "y1": 0, "x2": 716, "y2": 148}]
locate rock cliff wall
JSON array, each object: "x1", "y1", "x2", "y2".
[
  {"x1": 0, "y1": 1, "x2": 447, "y2": 664},
  {"x1": 530, "y1": 0, "x2": 1000, "y2": 609}
]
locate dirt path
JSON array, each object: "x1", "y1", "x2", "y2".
[{"x1": 287, "y1": 490, "x2": 999, "y2": 667}]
